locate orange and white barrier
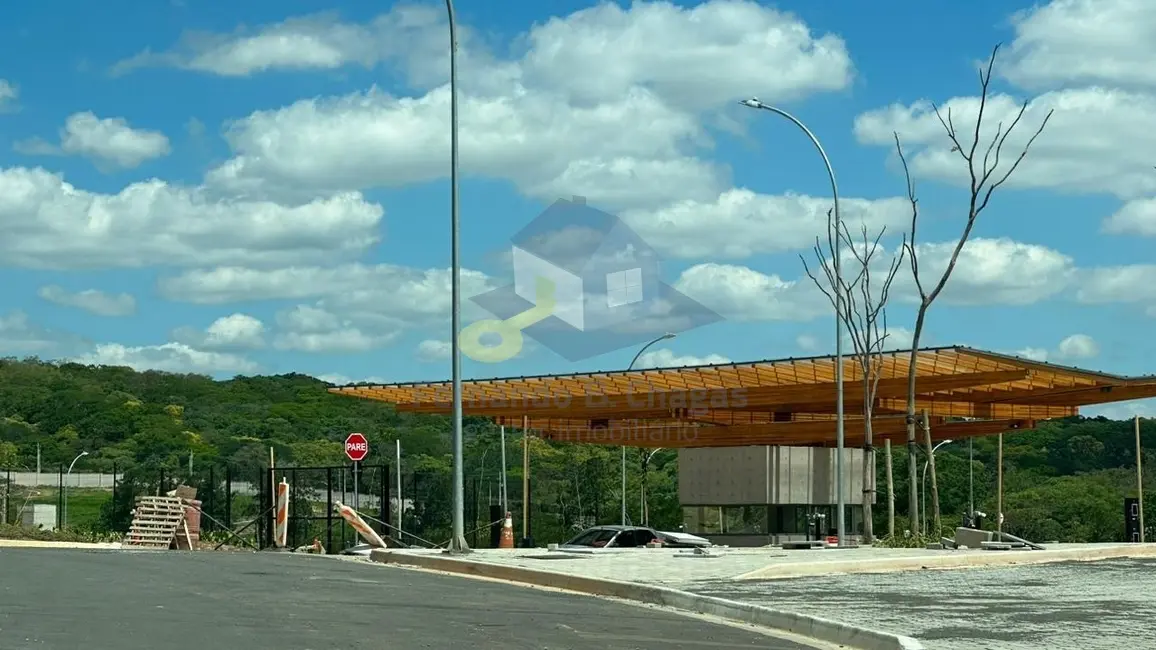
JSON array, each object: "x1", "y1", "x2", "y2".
[
  {"x1": 499, "y1": 511, "x2": 515, "y2": 549},
  {"x1": 335, "y1": 502, "x2": 387, "y2": 548},
  {"x1": 274, "y1": 479, "x2": 289, "y2": 548}
]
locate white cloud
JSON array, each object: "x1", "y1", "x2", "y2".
[
  {"x1": 1084, "y1": 398, "x2": 1156, "y2": 421},
  {"x1": 1001, "y1": 0, "x2": 1156, "y2": 91},
  {"x1": 159, "y1": 263, "x2": 496, "y2": 332},
  {"x1": 0, "y1": 167, "x2": 382, "y2": 270},
  {"x1": 75, "y1": 342, "x2": 258, "y2": 375},
  {"x1": 416, "y1": 339, "x2": 450, "y2": 362},
  {"x1": 173, "y1": 313, "x2": 266, "y2": 350},
  {"x1": 1015, "y1": 347, "x2": 1050, "y2": 362},
  {"x1": 14, "y1": 113, "x2": 171, "y2": 169},
  {"x1": 1103, "y1": 198, "x2": 1156, "y2": 237},
  {"x1": 854, "y1": 88, "x2": 1156, "y2": 200},
  {"x1": 674, "y1": 263, "x2": 827, "y2": 321},
  {"x1": 621, "y1": 190, "x2": 911, "y2": 259},
  {"x1": 1076, "y1": 265, "x2": 1156, "y2": 309},
  {"x1": 899, "y1": 238, "x2": 1076, "y2": 306},
  {"x1": 636, "y1": 348, "x2": 730, "y2": 369},
  {"x1": 272, "y1": 304, "x2": 397, "y2": 353},
  {"x1": 669, "y1": 236, "x2": 1072, "y2": 325},
  {"x1": 110, "y1": 7, "x2": 453, "y2": 78},
  {"x1": 314, "y1": 373, "x2": 388, "y2": 386},
  {"x1": 1013, "y1": 333, "x2": 1099, "y2": 363},
  {"x1": 0, "y1": 80, "x2": 17, "y2": 111},
  {"x1": 796, "y1": 334, "x2": 819, "y2": 351},
  {"x1": 0, "y1": 311, "x2": 85, "y2": 356},
  {"x1": 206, "y1": 85, "x2": 719, "y2": 210},
  {"x1": 37, "y1": 285, "x2": 136, "y2": 317},
  {"x1": 1056, "y1": 333, "x2": 1099, "y2": 359},
  {"x1": 882, "y1": 326, "x2": 915, "y2": 350},
  {"x1": 196, "y1": 1, "x2": 853, "y2": 211}
]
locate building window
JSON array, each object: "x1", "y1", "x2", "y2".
[
  {"x1": 722, "y1": 506, "x2": 768, "y2": 534},
  {"x1": 682, "y1": 506, "x2": 723, "y2": 534},
  {"x1": 606, "y1": 267, "x2": 643, "y2": 308}
]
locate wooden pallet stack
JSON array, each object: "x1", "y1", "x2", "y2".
[{"x1": 124, "y1": 495, "x2": 191, "y2": 549}]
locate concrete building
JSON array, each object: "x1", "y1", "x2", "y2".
[{"x1": 678, "y1": 446, "x2": 869, "y2": 545}]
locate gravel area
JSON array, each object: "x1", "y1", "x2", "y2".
[{"x1": 690, "y1": 558, "x2": 1156, "y2": 650}]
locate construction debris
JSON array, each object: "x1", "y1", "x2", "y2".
[{"x1": 123, "y1": 485, "x2": 202, "y2": 550}]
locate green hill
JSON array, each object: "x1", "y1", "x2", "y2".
[{"x1": 0, "y1": 357, "x2": 1151, "y2": 544}]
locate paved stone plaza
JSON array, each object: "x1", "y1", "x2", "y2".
[{"x1": 383, "y1": 544, "x2": 1156, "y2": 649}]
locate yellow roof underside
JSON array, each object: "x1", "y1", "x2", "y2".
[{"x1": 329, "y1": 346, "x2": 1156, "y2": 448}]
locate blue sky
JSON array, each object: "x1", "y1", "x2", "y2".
[{"x1": 0, "y1": 0, "x2": 1152, "y2": 418}]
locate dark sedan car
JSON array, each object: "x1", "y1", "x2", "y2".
[{"x1": 560, "y1": 525, "x2": 711, "y2": 549}]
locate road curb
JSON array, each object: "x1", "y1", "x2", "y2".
[
  {"x1": 369, "y1": 549, "x2": 924, "y2": 650},
  {"x1": 735, "y1": 543, "x2": 1156, "y2": 580},
  {"x1": 0, "y1": 540, "x2": 123, "y2": 549}
]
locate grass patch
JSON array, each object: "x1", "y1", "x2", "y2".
[{"x1": 4, "y1": 487, "x2": 111, "y2": 530}]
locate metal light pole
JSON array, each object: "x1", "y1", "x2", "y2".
[
  {"x1": 623, "y1": 332, "x2": 676, "y2": 525},
  {"x1": 741, "y1": 98, "x2": 845, "y2": 544},
  {"x1": 968, "y1": 436, "x2": 974, "y2": 521},
  {"x1": 921, "y1": 439, "x2": 952, "y2": 535},
  {"x1": 445, "y1": 0, "x2": 468, "y2": 553},
  {"x1": 641, "y1": 447, "x2": 663, "y2": 526},
  {"x1": 64, "y1": 451, "x2": 88, "y2": 529}
]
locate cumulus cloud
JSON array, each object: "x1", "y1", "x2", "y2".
[
  {"x1": 636, "y1": 348, "x2": 731, "y2": 369},
  {"x1": 0, "y1": 167, "x2": 382, "y2": 270},
  {"x1": 416, "y1": 339, "x2": 450, "y2": 362},
  {"x1": 172, "y1": 314, "x2": 267, "y2": 351},
  {"x1": 177, "y1": 1, "x2": 869, "y2": 213},
  {"x1": 75, "y1": 342, "x2": 258, "y2": 375},
  {"x1": 38, "y1": 285, "x2": 136, "y2": 317},
  {"x1": 0, "y1": 80, "x2": 17, "y2": 111},
  {"x1": 1014, "y1": 333, "x2": 1100, "y2": 363},
  {"x1": 272, "y1": 304, "x2": 398, "y2": 353},
  {"x1": 14, "y1": 112, "x2": 171, "y2": 169}
]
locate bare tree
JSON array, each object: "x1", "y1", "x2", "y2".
[
  {"x1": 802, "y1": 209, "x2": 905, "y2": 543},
  {"x1": 895, "y1": 43, "x2": 1053, "y2": 536}
]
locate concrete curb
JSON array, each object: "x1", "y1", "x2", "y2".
[
  {"x1": 0, "y1": 539, "x2": 123, "y2": 549},
  {"x1": 370, "y1": 549, "x2": 923, "y2": 650},
  {"x1": 735, "y1": 543, "x2": 1156, "y2": 580}
]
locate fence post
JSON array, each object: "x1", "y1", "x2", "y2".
[
  {"x1": 206, "y1": 466, "x2": 215, "y2": 533},
  {"x1": 380, "y1": 464, "x2": 389, "y2": 539},
  {"x1": 288, "y1": 468, "x2": 297, "y2": 549},
  {"x1": 326, "y1": 467, "x2": 334, "y2": 554},
  {"x1": 2, "y1": 468, "x2": 10, "y2": 525},
  {"x1": 224, "y1": 466, "x2": 232, "y2": 531},
  {"x1": 57, "y1": 465, "x2": 64, "y2": 529}
]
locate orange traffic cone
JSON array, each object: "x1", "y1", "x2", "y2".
[{"x1": 499, "y1": 511, "x2": 515, "y2": 549}]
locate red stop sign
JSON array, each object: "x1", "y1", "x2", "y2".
[{"x1": 345, "y1": 432, "x2": 369, "y2": 462}]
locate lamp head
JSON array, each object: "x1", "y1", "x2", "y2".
[
  {"x1": 739, "y1": 97, "x2": 762, "y2": 108},
  {"x1": 661, "y1": 332, "x2": 677, "y2": 340}
]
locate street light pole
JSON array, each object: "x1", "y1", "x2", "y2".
[
  {"x1": 623, "y1": 332, "x2": 676, "y2": 525},
  {"x1": 741, "y1": 98, "x2": 845, "y2": 544},
  {"x1": 445, "y1": 0, "x2": 468, "y2": 553},
  {"x1": 64, "y1": 451, "x2": 88, "y2": 529},
  {"x1": 921, "y1": 439, "x2": 953, "y2": 535}
]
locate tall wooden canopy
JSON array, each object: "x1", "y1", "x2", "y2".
[{"x1": 329, "y1": 346, "x2": 1156, "y2": 449}]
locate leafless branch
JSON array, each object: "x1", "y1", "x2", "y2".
[{"x1": 897, "y1": 42, "x2": 1053, "y2": 537}]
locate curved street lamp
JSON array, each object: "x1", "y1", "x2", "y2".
[
  {"x1": 64, "y1": 451, "x2": 89, "y2": 529},
  {"x1": 740, "y1": 98, "x2": 846, "y2": 544},
  {"x1": 445, "y1": 0, "x2": 468, "y2": 554},
  {"x1": 623, "y1": 333, "x2": 676, "y2": 525}
]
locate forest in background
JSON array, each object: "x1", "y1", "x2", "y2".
[{"x1": 0, "y1": 357, "x2": 1152, "y2": 545}]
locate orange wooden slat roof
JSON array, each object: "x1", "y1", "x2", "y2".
[{"x1": 328, "y1": 346, "x2": 1156, "y2": 448}]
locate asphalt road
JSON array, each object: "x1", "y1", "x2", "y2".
[{"x1": 0, "y1": 549, "x2": 814, "y2": 650}]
